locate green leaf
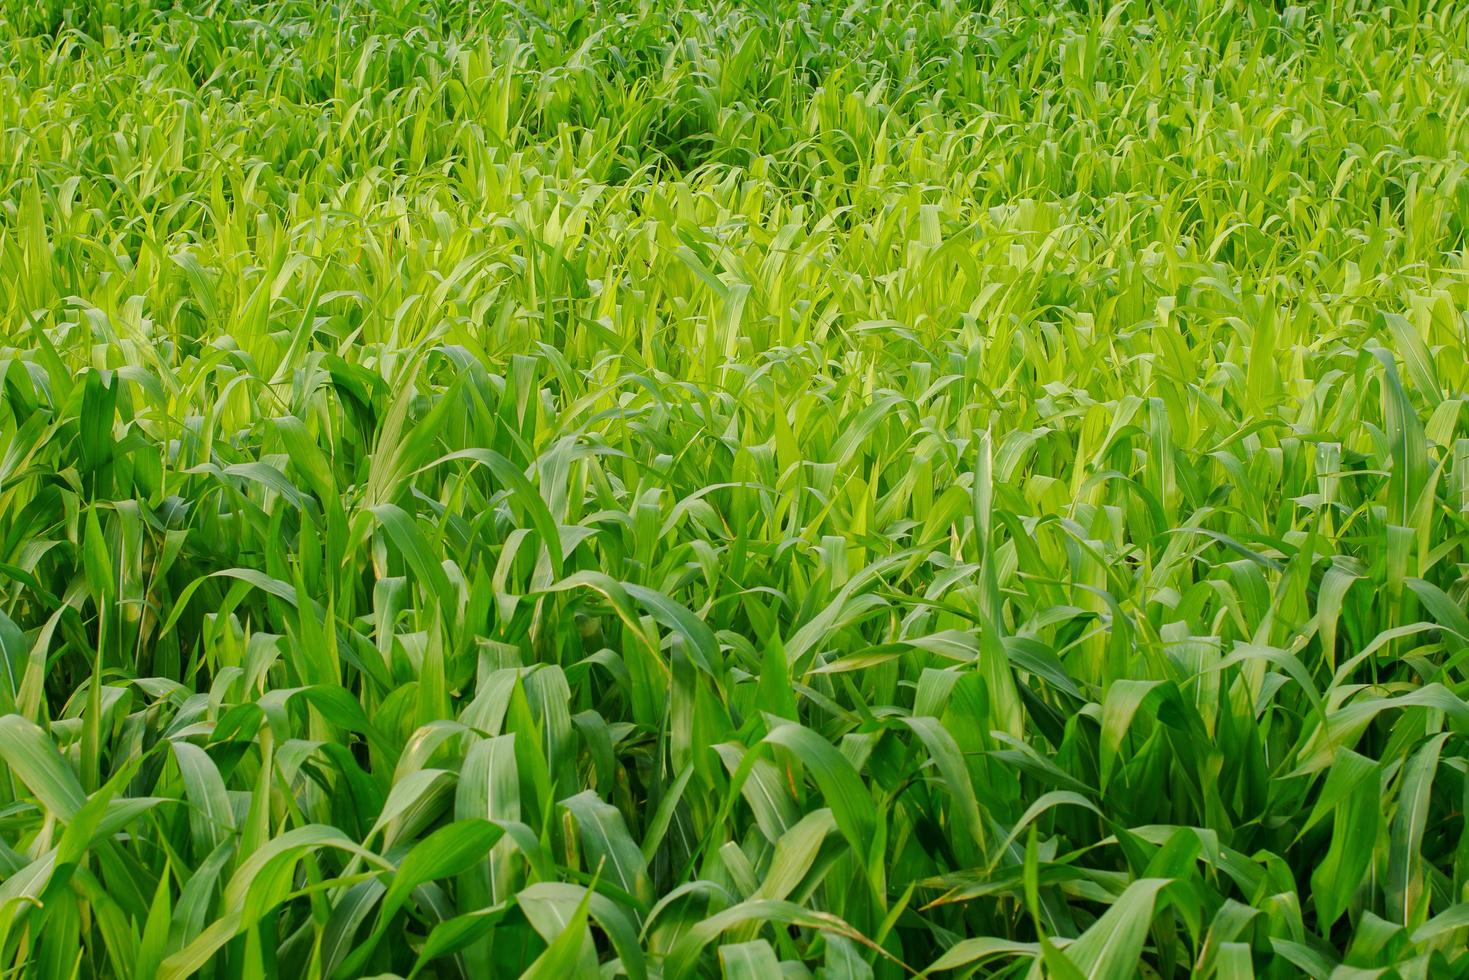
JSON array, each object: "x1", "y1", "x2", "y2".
[
  {"x1": 0, "y1": 715, "x2": 86, "y2": 819},
  {"x1": 560, "y1": 791, "x2": 651, "y2": 909},
  {"x1": 1065, "y1": 878, "x2": 1172, "y2": 978},
  {"x1": 763, "y1": 724, "x2": 877, "y2": 877},
  {"x1": 518, "y1": 882, "x2": 595, "y2": 980},
  {"x1": 719, "y1": 939, "x2": 781, "y2": 978}
]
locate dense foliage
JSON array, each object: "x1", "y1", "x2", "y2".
[{"x1": 3, "y1": 0, "x2": 1469, "y2": 976}]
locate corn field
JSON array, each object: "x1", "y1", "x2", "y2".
[{"x1": 3, "y1": 0, "x2": 1469, "y2": 976}]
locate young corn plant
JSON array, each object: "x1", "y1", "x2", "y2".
[{"x1": 2, "y1": 0, "x2": 1469, "y2": 976}]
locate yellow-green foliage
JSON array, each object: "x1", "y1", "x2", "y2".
[{"x1": 2, "y1": 0, "x2": 1469, "y2": 976}]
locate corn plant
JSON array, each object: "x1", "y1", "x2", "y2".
[{"x1": 2, "y1": 0, "x2": 1469, "y2": 976}]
